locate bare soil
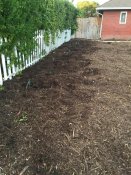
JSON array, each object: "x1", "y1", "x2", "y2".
[{"x1": 0, "y1": 39, "x2": 131, "y2": 175}]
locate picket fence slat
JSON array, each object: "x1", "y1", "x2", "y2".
[
  {"x1": 0, "y1": 29, "x2": 71, "y2": 85},
  {"x1": 7, "y1": 56, "x2": 12, "y2": 80},
  {"x1": 12, "y1": 63, "x2": 16, "y2": 76},
  {"x1": 0, "y1": 63, "x2": 3, "y2": 85},
  {"x1": 1, "y1": 54, "x2": 8, "y2": 81}
]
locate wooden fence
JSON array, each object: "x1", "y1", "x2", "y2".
[
  {"x1": 0, "y1": 30, "x2": 71, "y2": 85},
  {"x1": 73, "y1": 17, "x2": 100, "y2": 39}
]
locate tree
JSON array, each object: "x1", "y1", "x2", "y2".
[{"x1": 77, "y1": 1, "x2": 99, "y2": 18}]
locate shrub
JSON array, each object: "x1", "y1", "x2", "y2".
[{"x1": 0, "y1": 0, "x2": 78, "y2": 65}]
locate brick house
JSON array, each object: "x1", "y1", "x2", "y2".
[{"x1": 97, "y1": 0, "x2": 131, "y2": 40}]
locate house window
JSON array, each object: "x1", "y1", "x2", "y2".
[{"x1": 119, "y1": 12, "x2": 127, "y2": 24}]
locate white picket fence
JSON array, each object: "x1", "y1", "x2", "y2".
[{"x1": 0, "y1": 29, "x2": 71, "y2": 85}]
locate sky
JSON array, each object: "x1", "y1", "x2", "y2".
[{"x1": 72, "y1": 0, "x2": 109, "y2": 6}]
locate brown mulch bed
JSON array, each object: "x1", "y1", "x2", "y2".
[{"x1": 0, "y1": 39, "x2": 130, "y2": 175}]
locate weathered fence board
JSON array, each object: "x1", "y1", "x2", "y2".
[
  {"x1": 0, "y1": 30, "x2": 71, "y2": 85},
  {"x1": 73, "y1": 17, "x2": 100, "y2": 39}
]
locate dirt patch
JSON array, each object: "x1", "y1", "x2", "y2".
[{"x1": 0, "y1": 39, "x2": 130, "y2": 175}]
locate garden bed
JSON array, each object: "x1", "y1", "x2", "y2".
[{"x1": 0, "y1": 39, "x2": 130, "y2": 175}]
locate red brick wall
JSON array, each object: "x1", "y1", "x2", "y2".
[{"x1": 101, "y1": 10, "x2": 131, "y2": 40}]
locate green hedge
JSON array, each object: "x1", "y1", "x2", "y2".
[{"x1": 0, "y1": 0, "x2": 77, "y2": 64}]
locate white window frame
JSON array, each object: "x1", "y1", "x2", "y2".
[{"x1": 119, "y1": 11, "x2": 127, "y2": 24}]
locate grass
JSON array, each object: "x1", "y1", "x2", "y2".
[
  {"x1": 0, "y1": 85, "x2": 4, "y2": 91},
  {"x1": 15, "y1": 112, "x2": 28, "y2": 123}
]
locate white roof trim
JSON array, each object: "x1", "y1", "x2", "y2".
[{"x1": 97, "y1": 7, "x2": 131, "y2": 10}]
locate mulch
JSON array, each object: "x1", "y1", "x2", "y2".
[{"x1": 0, "y1": 39, "x2": 130, "y2": 175}]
